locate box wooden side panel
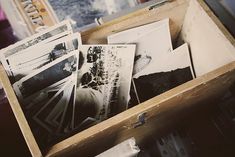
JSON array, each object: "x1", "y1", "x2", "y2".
[
  {"x1": 198, "y1": 0, "x2": 235, "y2": 47},
  {"x1": 181, "y1": 0, "x2": 235, "y2": 77},
  {"x1": 81, "y1": 0, "x2": 189, "y2": 44},
  {"x1": 46, "y1": 61, "x2": 235, "y2": 157},
  {"x1": 0, "y1": 65, "x2": 42, "y2": 157}
]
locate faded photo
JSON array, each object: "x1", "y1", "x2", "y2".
[{"x1": 73, "y1": 45, "x2": 135, "y2": 130}]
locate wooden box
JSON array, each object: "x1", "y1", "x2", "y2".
[{"x1": 0, "y1": 0, "x2": 235, "y2": 156}]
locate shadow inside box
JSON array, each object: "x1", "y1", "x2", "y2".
[
  {"x1": 0, "y1": 88, "x2": 31, "y2": 157},
  {"x1": 0, "y1": 20, "x2": 17, "y2": 49}
]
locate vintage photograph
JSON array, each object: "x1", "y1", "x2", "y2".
[
  {"x1": 24, "y1": 76, "x2": 71, "y2": 110},
  {"x1": 0, "y1": 20, "x2": 73, "y2": 78},
  {"x1": 108, "y1": 18, "x2": 173, "y2": 78},
  {"x1": 73, "y1": 45, "x2": 136, "y2": 130},
  {"x1": 33, "y1": 78, "x2": 76, "y2": 133},
  {"x1": 4, "y1": 33, "x2": 81, "y2": 84},
  {"x1": 0, "y1": 20, "x2": 72, "y2": 59},
  {"x1": 26, "y1": 77, "x2": 77, "y2": 148},
  {"x1": 46, "y1": 0, "x2": 151, "y2": 30},
  {"x1": 11, "y1": 51, "x2": 78, "y2": 148},
  {"x1": 129, "y1": 44, "x2": 194, "y2": 107},
  {"x1": 13, "y1": 52, "x2": 78, "y2": 103}
]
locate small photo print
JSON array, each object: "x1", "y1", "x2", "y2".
[
  {"x1": 0, "y1": 20, "x2": 72, "y2": 59},
  {"x1": 108, "y1": 18, "x2": 173, "y2": 78},
  {"x1": 5, "y1": 33, "x2": 81, "y2": 84},
  {"x1": 13, "y1": 52, "x2": 78, "y2": 102},
  {"x1": 0, "y1": 20, "x2": 73, "y2": 79},
  {"x1": 129, "y1": 43, "x2": 194, "y2": 107},
  {"x1": 73, "y1": 45, "x2": 135, "y2": 130}
]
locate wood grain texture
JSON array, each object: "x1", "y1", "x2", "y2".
[
  {"x1": 0, "y1": 0, "x2": 235, "y2": 156},
  {"x1": 181, "y1": 0, "x2": 235, "y2": 77},
  {"x1": 46, "y1": 61, "x2": 235, "y2": 157},
  {"x1": 0, "y1": 65, "x2": 42, "y2": 157}
]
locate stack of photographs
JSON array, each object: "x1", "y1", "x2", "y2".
[
  {"x1": 0, "y1": 20, "x2": 80, "y2": 148},
  {"x1": 108, "y1": 18, "x2": 195, "y2": 107},
  {"x1": 0, "y1": 17, "x2": 195, "y2": 150},
  {"x1": 0, "y1": 20, "x2": 136, "y2": 148}
]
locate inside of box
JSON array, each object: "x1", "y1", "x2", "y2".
[
  {"x1": 45, "y1": 0, "x2": 190, "y2": 155},
  {"x1": 44, "y1": 0, "x2": 235, "y2": 156},
  {"x1": 1, "y1": 0, "x2": 234, "y2": 156}
]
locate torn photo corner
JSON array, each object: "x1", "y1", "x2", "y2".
[
  {"x1": 107, "y1": 18, "x2": 173, "y2": 78},
  {"x1": 4, "y1": 32, "x2": 81, "y2": 84},
  {"x1": 130, "y1": 43, "x2": 194, "y2": 106},
  {"x1": 13, "y1": 51, "x2": 79, "y2": 104},
  {"x1": 73, "y1": 45, "x2": 136, "y2": 129}
]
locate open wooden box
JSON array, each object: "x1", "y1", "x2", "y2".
[{"x1": 0, "y1": 0, "x2": 235, "y2": 156}]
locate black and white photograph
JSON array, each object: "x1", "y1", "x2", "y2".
[
  {"x1": 33, "y1": 78, "x2": 76, "y2": 134},
  {"x1": 73, "y1": 45, "x2": 136, "y2": 130},
  {"x1": 108, "y1": 18, "x2": 173, "y2": 78},
  {"x1": 129, "y1": 44, "x2": 194, "y2": 107},
  {"x1": 4, "y1": 33, "x2": 81, "y2": 84},
  {"x1": 46, "y1": 0, "x2": 151, "y2": 30},
  {"x1": 0, "y1": 20, "x2": 72, "y2": 59},
  {"x1": 11, "y1": 51, "x2": 78, "y2": 148},
  {"x1": 26, "y1": 77, "x2": 77, "y2": 148},
  {"x1": 13, "y1": 52, "x2": 78, "y2": 104},
  {"x1": 0, "y1": 20, "x2": 73, "y2": 77},
  {"x1": 24, "y1": 76, "x2": 71, "y2": 111}
]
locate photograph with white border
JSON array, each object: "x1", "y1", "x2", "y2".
[
  {"x1": 4, "y1": 33, "x2": 81, "y2": 84},
  {"x1": 73, "y1": 45, "x2": 135, "y2": 130}
]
